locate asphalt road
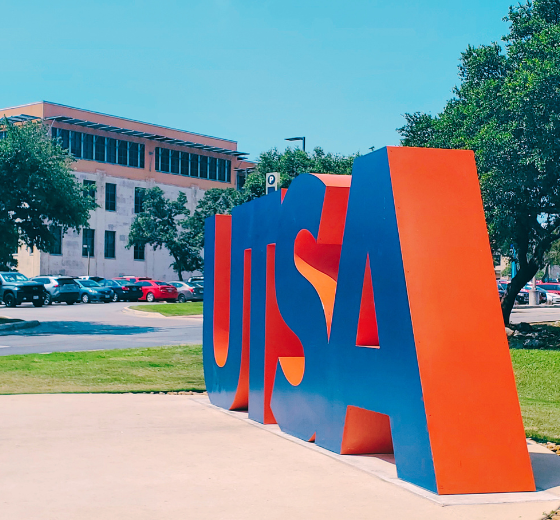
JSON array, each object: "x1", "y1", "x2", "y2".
[
  {"x1": 0, "y1": 301, "x2": 202, "y2": 356},
  {"x1": 510, "y1": 305, "x2": 560, "y2": 324}
]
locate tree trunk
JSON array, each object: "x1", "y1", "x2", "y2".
[{"x1": 501, "y1": 262, "x2": 539, "y2": 325}]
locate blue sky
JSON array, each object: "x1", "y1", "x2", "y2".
[{"x1": 1, "y1": 0, "x2": 514, "y2": 160}]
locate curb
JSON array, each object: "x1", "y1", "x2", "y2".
[
  {"x1": 122, "y1": 306, "x2": 203, "y2": 320},
  {"x1": 0, "y1": 320, "x2": 40, "y2": 334}
]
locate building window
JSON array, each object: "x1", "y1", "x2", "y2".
[
  {"x1": 134, "y1": 244, "x2": 145, "y2": 261},
  {"x1": 117, "y1": 140, "x2": 128, "y2": 165},
  {"x1": 129, "y1": 142, "x2": 139, "y2": 168},
  {"x1": 134, "y1": 187, "x2": 145, "y2": 214},
  {"x1": 209, "y1": 157, "x2": 217, "y2": 180},
  {"x1": 152, "y1": 146, "x2": 230, "y2": 182},
  {"x1": 190, "y1": 153, "x2": 199, "y2": 177},
  {"x1": 94, "y1": 136, "x2": 106, "y2": 162},
  {"x1": 52, "y1": 128, "x2": 144, "y2": 169},
  {"x1": 107, "y1": 138, "x2": 117, "y2": 164},
  {"x1": 180, "y1": 152, "x2": 189, "y2": 176},
  {"x1": 160, "y1": 148, "x2": 170, "y2": 172},
  {"x1": 105, "y1": 183, "x2": 116, "y2": 211},
  {"x1": 104, "y1": 231, "x2": 116, "y2": 259},
  {"x1": 51, "y1": 226, "x2": 62, "y2": 255},
  {"x1": 83, "y1": 179, "x2": 96, "y2": 201},
  {"x1": 199, "y1": 155, "x2": 208, "y2": 179},
  {"x1": 170, "y1": 150, "x2": 180, "y2": 174},
  {"x1": 71, "y1": 131, "x2": 82, "y2": 157},
  {"x1": 82, "y1": 229, "x2": 95, "y2": 257},
  {"x1": 83, "y1": 134, "x2": 94, "y2": 160}
]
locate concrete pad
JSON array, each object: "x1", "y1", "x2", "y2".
[{"x1": 0, "y1": 394, "x2": 558, "y2": 520}]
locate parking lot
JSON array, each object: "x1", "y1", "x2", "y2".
[
  {"x1": 1, "y1": 300, "x2": 559, "y2": 357},
  {"x1": 0, "y1": 301, "x2": 202, "y2": 356}
]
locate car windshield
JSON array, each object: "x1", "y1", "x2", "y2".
[
  {"x1": 58, "y1": 278, "x2": 77, "y2": 285},
  {"x1": 542, "y1": 284, "x2": 560, "y2": 290},
  {"x1": 78, "y1": 280, "x2": 101, "y2": 287},
  {"x1": 170, "y1": 282, "x2": 182, "y2": 287},
  {"x1": 1, "y1": 273, "x2": 29, "y2": 282},
  {"x1": 114, "y1": 280, "x2": 128, "y2": 286},
  {"x1": 156, "y1": 281, "x2": 170, "y2": 286}
]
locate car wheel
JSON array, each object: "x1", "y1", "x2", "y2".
[
  {"x1": 146, "y1": 292, "x2": 155, "y2": 302},
  {"x1": 4, "y1": 293, "x2": 16, "y2": 308},
  {"x1": 33, "y1": 301, "x2": 43, "y2": 307},
  {"x1": 112, "y1": 293, "x2": 119, "y2": 302},
  {"x1": 82, "y1": 294, "x2": 90, "y2": 304},
  {"x1": 177, "y1": 294, "x2": 186, "y2": 303},
  {"x1": 43, "y1": 294, "x2": 52, "y2": 305}
]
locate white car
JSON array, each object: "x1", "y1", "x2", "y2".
[{"x1": 536, "y1": 286, "x2": 560, "y2": 304}]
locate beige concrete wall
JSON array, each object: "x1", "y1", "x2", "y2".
[{"x1": 16, "y1": 169, "x2": 205, "y2": 281}]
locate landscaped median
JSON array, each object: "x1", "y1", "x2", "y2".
[{"x1": 129, "y1": 302, "x2": 203, "y2": 317}]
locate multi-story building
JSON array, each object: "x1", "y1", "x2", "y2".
[{"x1": 0, "y1": 102, "x2": 253, "y2": 280}]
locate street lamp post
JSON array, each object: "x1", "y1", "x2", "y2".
[{"x1": 285, "y1": 136, "x2": 306, "y2": 152}]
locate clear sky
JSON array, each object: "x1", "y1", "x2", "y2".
[{"x1": 1, "y1": 0, "x2": 515, "y2": 160}]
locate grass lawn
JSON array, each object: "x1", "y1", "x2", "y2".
[
  {"x1": 130, "y1": 302, "x2": 203, "y2": 316},
  {"x1": 0, "y1": 345, "x2": 205, "y2": 394},
  {"x1": 511, "y1": 348, "x2": 560, "y2": 443}
]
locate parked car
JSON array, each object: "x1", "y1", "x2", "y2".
[
  {"x1": 136, "y1": 280, "x2": 178, "y2": 302},
  {"x1": 99, "y1": 279, "x2": 143, "y2": 302},
  {"x1": 75, "y1": 279, "x2": 114, "y2": 303},
  {"x1": 537, "y1": 282, "x2": 560, "y2": 295},
  {"x1": 169, "y1": 281, "x2": 203, "y2": 302},
  {"x1": 0, "y1": 272, "x2": 48, "y2": 307},
  {"x1": 523, "y1": 284, "x2": 547, "y2": 304},
  {"x1": 187, "y1": 276, "x2": 204, "y2": 288},
  {"x1": 114, "y1": 276, "x2": 152, "y2": 284},
  {"x1": 32, "y1": 276, "x2": 80, "y2": 305},
  {"x1": 536, "y1": 286, "x2": 560, "y2": 304}
]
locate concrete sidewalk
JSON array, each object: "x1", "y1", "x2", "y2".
[{"x1": 0, "y1": 394, "x2": 558, "y2": 520}]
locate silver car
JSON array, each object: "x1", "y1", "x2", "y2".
[
  {"x1": 169, "y1": 281, "x2": 203, "y2": 302},
  {"x1": 31, "y1": 276, "x2": 80, "y2": 305}
]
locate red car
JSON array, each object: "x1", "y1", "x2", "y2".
[
  {"x1": 537, "y1": 282, "x2": 560, "y2": 294},
  {"x1": 135, "y1": 280, "x2": 178, "y2": 302}
]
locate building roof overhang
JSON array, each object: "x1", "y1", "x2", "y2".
[{"x1": 2, "y1": 114, "x2": 248, "y2": 158}]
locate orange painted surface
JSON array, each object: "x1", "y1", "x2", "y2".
[
  {"x1": 264, "y1": 244, "x2": 305, "y2": 424},
  {"x1": 341, "y1": 406, "x2": 393, "y2": 455},
  {"x1": 230, "y1": 249, "x2": 252, "y2": 410},
  {"x1": 355, "y1": 255, "x2": 379, "y2": 348},
  {"x1": 387, "y1": 146, "x2": 535, "y2": 494},
  {"x1": 213, "y1": 215, "x2": 231, "y2": 368},
  {"x1": 292, "y1": 175, "x2": 351, "y2": 337}
]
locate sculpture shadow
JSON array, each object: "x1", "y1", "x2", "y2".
[
  {"x1": 8, "y1": 321, "x2": 161, "y2": 336},
  {"x1": 531, "y1": 451, "x2": 560, "y2": 491}
]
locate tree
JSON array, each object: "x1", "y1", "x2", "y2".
[
  {"x1": 189, "y1": 188, "x2": 245, "y2": 250},
  {"x1": 0, "y1": 118, "x2": 95, "y2": 270},
  {"x1": 127, "y1": 188, "x2": 202, "y2": 280},
  {"x1": 244, "y1": 146, "x2": 357, "y2": 201},
  {"x1": 398, "y1": 0, "x2": 560, "y2": 324}
]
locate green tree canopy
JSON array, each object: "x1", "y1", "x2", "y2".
[
  {"x1": 127, "y1": 188, "x2": 202, "y2": 280},
  {"x1": 243, "y1": 146, "x2": 357, "y2": 200},
  {"x1": 0, "y1": 118, "x2": 95, "y2": 270},
  {"x1": 398, "y1": 0, "x2": 560, "y2": 324}
]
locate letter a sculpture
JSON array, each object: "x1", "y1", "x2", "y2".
[{"x1": 203, "y1": 146, "x2": 535, "y2": 495}]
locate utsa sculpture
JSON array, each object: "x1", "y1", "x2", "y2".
[{"x1": 203, "y1": 146, "x2": 535, "y2": 495}]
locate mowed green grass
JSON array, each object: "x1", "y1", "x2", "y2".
[
  {"x1": 0, "y1": 341, "x2": 557, "y2": 443},
  {"x1": 130, "y1": 302, "x2": 203, "y2": 316},
  {"x1": 0, "y1": 345, "x2": 205, "y2": 394},
  {"x1": 511, "y1": 349, "x2": 560, "y2": 443}
]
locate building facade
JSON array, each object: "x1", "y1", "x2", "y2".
[{"x1": 1, "y1": 102, "x2": 253, "y2": 281}]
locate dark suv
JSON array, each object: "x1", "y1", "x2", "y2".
[{"x1": 0, "y1": 272, "x2": 48, "y2": 307}]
